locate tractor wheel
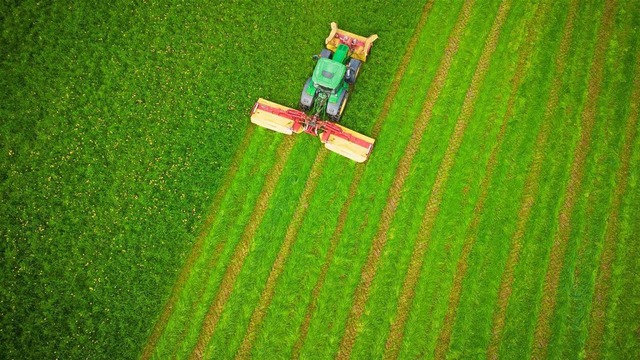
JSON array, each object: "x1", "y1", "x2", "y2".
[
  {"x1": 300, "y1": 78, "x2": 315, "y2": 111},
  {"x1": 329, "y1": 91, "x2": 349, "y2": 122},
  {"x1": 320, "y1": 49, "x2": 332, "y2": 59},
  {"x1": 345, "y1": 59, "x2": 361, "y2": 84}
]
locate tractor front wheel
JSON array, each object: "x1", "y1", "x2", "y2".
[{"x1": 345, "y1": 59, "x2": 361, "y2": 84}]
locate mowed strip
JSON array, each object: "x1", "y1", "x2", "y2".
[
  {"x1": 530, "y1": 1, "x2": 618, "y2": 358},
  {"x1": 334, "y1": 1, "x2": 478, "y2": 358},
  {"x1": 233, "y1": 149, "x2": 328, "y2": 359},
  {"x1": 140, "y1": 126, "x2": 255, "y2": 360},
  {"x1": 291, "y1": 1, "x2": 437, "y2": 357},
  {"x1": 432, "y1": 1, "x2": 552, "y2": 358},
  {"x1": 382, "y1": 1, "x2": 513, "y2": 358},
  {"x1": 189, "y1": 135, "x2": 297, "y2": 360},
  {"x1": 171, "y1": 152, "x2": 264, "y2": 357},
  {"x1": 237, "y1": 2, "x2": 441, "y2": 358},
  {"x1": 584, "y1": 49, "x2": 640, "y2": 360},
  {"x1": 484, "y1": 1, "x2": 580, "y2": 357}
]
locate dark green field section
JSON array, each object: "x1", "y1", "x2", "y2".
[{"x1": 2, "y1": 0, "x2": 639, "y2": 359}]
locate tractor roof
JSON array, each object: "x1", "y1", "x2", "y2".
[{"x1": 312, "y1": 58, "x2": 346, "y2": 90}]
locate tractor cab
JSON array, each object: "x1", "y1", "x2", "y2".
[
  {"x1": 311, "y1": 43, "x2": 349, "y2": 91},
  {"x1": 312, "y1": 58, "x2": 346, "y2": 91}
]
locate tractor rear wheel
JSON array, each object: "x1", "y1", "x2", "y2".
[
  {"x1": 329, "y1": 91, "x2": 349, "y2": 122},
  {"x1": 300, "y1": 78, "x2": 315, "y2": 111}
]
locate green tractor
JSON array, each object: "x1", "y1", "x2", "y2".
[
  {"x1": 250, "y1": 23, "x2": 378, "y2": 163},
  {"x1": 300, "y1": 43, "x2": 362, "y2": 122}
]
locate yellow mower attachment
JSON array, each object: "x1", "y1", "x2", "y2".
[
  {"x1": 250, "y1": 98, "x2": 305, "y2": 135},
  {"x1": 325, "y1": 22, "x2": 378, "y2": 62},
  {"x1": 250, "y1": 98, "x2": 375, "y2": 163},
  {"x1": 320, "y1": 124, "x2": 375, "y2": 163}
]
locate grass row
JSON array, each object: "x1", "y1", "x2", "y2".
[
  {"x1": 385, "y1": 2, "x2": 553, "y2": 358},
  {"x1": 549, "y1": 3, "x2": 640, "y2": 358},
  {"x1": 495, "y1": 1, "x2": 617, "y2": 358},
  {"x1": 351, "y1": 0, "x2": 535, "y2": 358},
  {"x1": 299, "y1": 0, "x2": 506, "y2": 357},
  {"x1": 445, "y1": 0, "x2": 599, "y2": 357},
  {"x1": 249, "y1": 152, "x2": 357, "y2": 359},
  {"x1": 200, "y1": 136, "x2": 319, "y2": 358},
  {"x1": 602, "y1": 129, "x2": 640, "y2": 359}
]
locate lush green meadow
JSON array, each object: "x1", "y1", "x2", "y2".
[{"x1": 2, "y1": 0, "x2": 639, "y2": 359}]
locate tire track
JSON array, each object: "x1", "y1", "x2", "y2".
[
  {"x1": 334, "y1": 0, "x2": 478, "y2": 358},
  {"x1": 291, "y1": 1, "x2": 436, "y2": 357},
  {"x1": 234, "y1": 149, "x2": 328, "y2": 359},
  {"x1": 432, "y1": 1, "x2": 551, "y2": 358},
  {"x1": 530, "y1": 1, "x2": 617, "y2": 358},
  {"x1": 583, "y1": 49, "x2": 639, "y2": 360},
  {"x1": 484, "y1": 2, "x2": 580, "y2": 357},
  {"x1": 140, "y1": 125, "x2": 254, "y2": 360},
  {"x1": 189, "y1": 135, "x2": 297, "y2": 360},
  {"x1": 381, "y1": 1, "x2": 512, "y2": 358}
]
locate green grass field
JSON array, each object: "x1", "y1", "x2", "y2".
[{"x1": 2, "y1": 1, "x2": 639, "y2": 359}]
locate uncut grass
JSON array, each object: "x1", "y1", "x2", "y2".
[
  {"x1": 444, "y1": 1, "x2": 593, "y2": 356},
  {"x1": 381, "y1": 2, "x2": 548, "y2": 358},
  {"x1": 1, "y1": 1, "x2": 308, "y2": 357},
  {"x1": 152, "y1": 129, "x2": 281, "y2": 357},
  {"x1": 494, "y1": 1, "x2": 606, "y2": 357},
  {"x1": 603, "y1": 136, "x2": 640, "y2": 359},
  {"x1": 346, "y1": 0, "x2": 531, "y2": 357},
  {"x1": 548, "y1": 7, "x2": 640, "y2": 358},
  {"x1": 155, "y1": 1, "x2": 429, "y2": 357}
]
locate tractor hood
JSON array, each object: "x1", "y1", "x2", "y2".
[{"x1": 312, "y1": 58, "x2": 346, "y2": 90}]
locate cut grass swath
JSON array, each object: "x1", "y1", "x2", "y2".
[
  {"x1": 601, "y1": 143, "x2": 640, "y2": 358},
  {"x1": 484, "y1": 1, "x2": 581, "y2": 356},
  {"x1": 545, "y1": 7, "x2": 640, "y2": 357},
  {"x1": 189, "y1": 135, "x2": 296, "y2": 359},
  {"x1": 432, "y1": 1, "x2": 550, "y2": 358},
  {"x1": 334, "y1": 0, "x2": 479, "y2": 358},
  {"x1": 529, "y1": 1, "x2": 618, "y2": 358},
  {"x1": 381, "y1": 1, "x2": 513, "y2": 358},
  {"x1": 290, "y1": 1, "x2": 437, "y2": 357},
  {"x1": 584, "y1": 48, "x2": 640, "y2": 360},
  {"x1": 361, "y1": 1, "x2": 530, "y2": 358},
  {"x1": 233, "y1": 149, "x2": 328, "y2": 359},
  {"x1": 140, "y1": 126, "x2": 255, "y2": 360}
]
